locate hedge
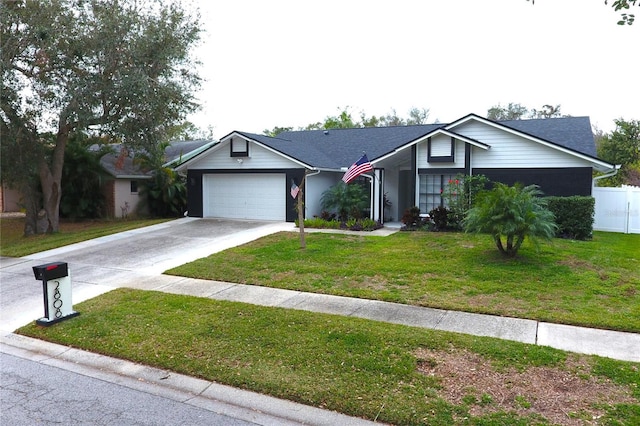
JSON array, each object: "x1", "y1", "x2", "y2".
[{"x1": 546, "y1": 196, "x2": 595, "y2": 240}]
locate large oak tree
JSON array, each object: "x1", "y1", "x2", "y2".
[{"x1": 1, "y1": 0, "x2": 201, "y2": 234}]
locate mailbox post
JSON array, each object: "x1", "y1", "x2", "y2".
[{"x1": 33, "y1": 262, "x2": 79, "y2": 326}]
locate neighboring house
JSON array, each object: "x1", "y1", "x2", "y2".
[
  {"x1": 175, "y1": 114, "x2": 617, "y2": 223},
  {"x1": 100, "y1": 140, "x2": 215, "y2": 217},
  {"x1": 0, "y1": 182, "x2": 22, "y2": 213}
]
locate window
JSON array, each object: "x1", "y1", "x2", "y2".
[
  {"x1": 130, "y1": 180, "x2": 138, "y2": 194},
  {"x1": 427, "y1": 136, "x2": 455, "y2": 163},
  {"x1": 230, "y1": 137, "x2": 249, "y2": 157},
  {"x1": 418, "y1": 173, "x2": 456, "y2": 213}
]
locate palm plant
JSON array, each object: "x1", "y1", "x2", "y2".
[
  {"x1": 135, "y1": 141, "x2": 187, "y2": 218},
  {"x1": 464, "y1": 183, "x2": 557, "y2": 257},
  {"x1": 320, "y1": 182, "x2": 369, "y2": 222}
]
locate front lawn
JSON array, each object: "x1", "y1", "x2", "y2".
[
  {"x1": 167, "y1": 231, "x2": 640, "y2": 333},
  {"x1": 0, "y1": 217, "x2": 170, "y2": 257},
  {"x1": 18, "y1": 288, "x2": 640, "y2": 426}
]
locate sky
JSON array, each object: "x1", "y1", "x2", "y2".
[{"x1": 187, "y1": 0, "x2": 639, "y2": 139}]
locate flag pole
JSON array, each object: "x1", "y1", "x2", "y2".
[{"x1": 297, "y1": 172, "x2": 307, "y2": 249}]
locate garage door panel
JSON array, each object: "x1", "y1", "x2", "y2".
[{"x1": 203, "y1": 174, "x2": 285, "y2": 220}]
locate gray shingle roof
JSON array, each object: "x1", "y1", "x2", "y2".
[
  {"x1": 101, "y1": 140, "x2": 213, "y2": 178},
  {"x1": 496, "y1": 116, "x2": 597, "y2": 157},
  {"x1": 100, "y1": 150, "x2": 151, "y2": 179},
  {"x1": 241, "y1": 125, "x2": 443, "y2": 169},
  {"x1": 236, "y1": 116, "x2": 598, "y2": 169}
]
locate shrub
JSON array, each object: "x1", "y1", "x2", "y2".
[
  {"x1": 346, "y1": 218, "x2": 358, "y2": 229},
  {"x1": 401, "y1": 206, "x2": 422, "y2": 227},
  {"x1": 301, "y1": 218, "x2": 341, "y2": 229},
  {"x1": 441, "y1": 174, "x2": 490, "y2": 230},
  {"x1": 358, "y1": 218, "x2": 381, "y2": 231},
  {"x1": 429, "y1": 206, "x2": 450, "y2": 231},
  {"x1": 319, "y1": 210, "x2": 337, "y2": 221},
  {"x1": 401, "y1": 206, "x2": 431, "y2": 231},
  {"x1": 301, "y1": 217, "x2": 380, "y2": 231},
  {"x1": 464, "y1": 183, "x2": 557, "y2": 257},
  {"x1": 346, "y1": 218, "x2": 381, "y2": 231},
  {"x1": 546, "y1": 196, "x2": 595, "y2": 240}
]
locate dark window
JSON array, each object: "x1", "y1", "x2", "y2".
[
  {"x1": 230, "y1": 137, "x2": 249, "y2": 157},
  {"x1": 130, "y1": 180, "x2": 138, "y2": 193}
]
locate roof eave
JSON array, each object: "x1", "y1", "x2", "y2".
[
  {"x1": 592, "y1": 161, "x2": 619, "y2": 173},
  {"x1": 111, "y1": 174, "x2": 153, "y2": 180},
  {"x1": 164, "y1": 140, "x2": 217, "y2": 168}
]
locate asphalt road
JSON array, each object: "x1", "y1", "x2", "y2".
[{"x1": 1, "y1": 352, "x2": 254, "y2": 426}]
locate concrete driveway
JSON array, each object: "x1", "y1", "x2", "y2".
[{"x1": 0, "y1": 218, "x2": 294, "y2": 333}]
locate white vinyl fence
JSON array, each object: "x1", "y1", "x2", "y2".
[{"x1": 593, "y1": 185, "x2": 640, "y2": 234}]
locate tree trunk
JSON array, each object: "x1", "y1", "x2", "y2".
[
  {"x1": 36, "y1": 125, "x2": 70, "y2": 233},
  {"x1": 39, "y1": 164, "x2": 60, "y2": 233},
  {"x1": 513, "y1": 234, "x2": 525, "y2": 255},
  {"x1": 22, "y1": 181, "x2": 40, "y2": 236}
]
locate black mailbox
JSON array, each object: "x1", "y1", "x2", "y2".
[
  {"x1": 32, "y1": 261, "x2": 78, "y2": 326},
  {"x1": 33, "y1": 262, "x2": 69, "y2": 281}
]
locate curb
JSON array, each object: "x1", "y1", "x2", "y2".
[{"x1": 0, "y1": 332, "x2": 384, "y2": 426}]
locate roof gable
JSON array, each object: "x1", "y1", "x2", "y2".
[{"x1": 447, "y1": 113, "x2": 598, "y2": 157}]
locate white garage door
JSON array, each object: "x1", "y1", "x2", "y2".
[{"x1": 203, "y1": 174, "x2": 286, "y2": 220}]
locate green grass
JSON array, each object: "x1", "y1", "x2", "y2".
[
  {"x1": 18, "y1": 288, "x2": 640, "y2": 426},
  {"x1": 167, "y1": 231, "x2": 640, "y2": 333},
  {"x1": 0, "y1": 217, "x2": 169, "y2": 257}
]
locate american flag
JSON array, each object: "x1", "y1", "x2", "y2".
[
  {"x1": 290, "y1": 181, "x2": 300, "y2": 199},
  {"x1": 342, "y1": 154, "x2": 373, "y2": 184}
]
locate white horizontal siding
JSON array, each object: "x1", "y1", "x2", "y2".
[
  {"x1": 189, "y1": 140, "x2": 298, "y2": 170},
  {"x1": 305, "y1": 172, "x2": 341, "y2": 218},
  {"x1": 455, "y1": 121, "x2": 592, "y2": 169},
  {"x1": 417, "y1": 138, "x2": 466, "y2": 169},
  {"x1": 430, "y1": 134, "x2": 451, "y2": 156}
]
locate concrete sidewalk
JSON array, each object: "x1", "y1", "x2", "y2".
[{"x1": 110, "y1": 275, "x2": 636, "y2": 363}]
